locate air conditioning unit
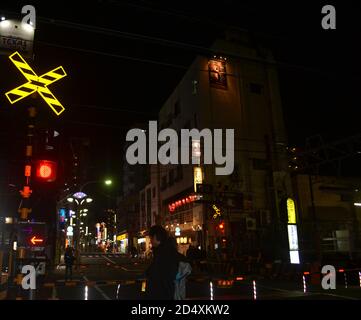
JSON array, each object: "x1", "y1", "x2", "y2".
[{"x1": 246, "y1": 217, "x2": 257, "y2": 231}]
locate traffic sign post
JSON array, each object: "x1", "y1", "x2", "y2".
[
  {"x1": 5, "y1": 51, "x2": 67, "y2": 116},
  {"x1": 4, "y1": 50, "x2": 66, "y2": 299}
]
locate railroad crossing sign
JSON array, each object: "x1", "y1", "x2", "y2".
[{"x1": 5, "y1": 51, "x2": 67, "y2": 116}]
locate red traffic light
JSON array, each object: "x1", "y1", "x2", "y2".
[
  {"x1": 36, "y1": 160, "x2": 57, "y2": 182},
  {"x1": 218, "y1": 222, "x2": 225, "y2": 230}
]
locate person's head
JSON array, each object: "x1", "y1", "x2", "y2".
[{"x1": 149, "y1": 225, "x2": 168, "y2": 248}]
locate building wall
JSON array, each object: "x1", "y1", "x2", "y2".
[
  {"x1": 294, "y1": 174, "x2": 361, "y2": 261},
  {"x1": 156, "y1": 35, "x2": 290, "y2": 258}
]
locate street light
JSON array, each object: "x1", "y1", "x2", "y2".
[{"x1": 79, "y1": 179, "x2": 113, "y2": 192}]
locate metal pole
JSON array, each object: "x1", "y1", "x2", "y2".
[{"x1": 308, "y1": 174, "x2": 321, "y2": 262}]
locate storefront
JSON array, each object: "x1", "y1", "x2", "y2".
[
  {"x1": 116, "y1": 233, "x2": 128, "y2": 254},
  {"x1": 137, "y1": 231, "x2": 152, "y2": 258}
]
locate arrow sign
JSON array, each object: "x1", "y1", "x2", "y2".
[{"x1": 30, "y1": 236, "x2": 43, "y2": 245}]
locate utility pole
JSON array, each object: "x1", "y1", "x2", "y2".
[
  {"x1": 308, "y1": 174, "x2": 322, "y2": 262},
  {"x1": 12, "y1": 106, "x2": 37, "y2": 299}
]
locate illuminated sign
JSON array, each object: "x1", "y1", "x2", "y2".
[
  {"x1": 24, "y1": 165, "x2": 31, "y2": 177},
  {"x1": 59, "y1": 208, "x2": 66, "y2": 223},
  {"x1": 73, "y1": 192, "x2": 87, "y2": 200},
  {"x1": 30, "y1": 236, "x2": 43, "y2": 245},
  {"x1": 212, "y1": 204, "x2": 222, "y2": 219},
  {"x1": 175, "y1": 227, "x2": 181, "y2": 236},
  {"x1": 286, "y1": 198, "x2": 300, "y2": 265},
  {"x1": 287, "y1": 198, "x2": 297, "y2": 224},
  {"x1": 289, "y1": 250, "x2": 300, "y2": 264},
  {"x1": 5, "y1": 51, "x2": 67, "y2": 116},
  {"x1": 208, "y1": 58, "x2": 227, "y2": 89},
  {"x1": 168, "y1": 195, "x2": 197, "y2": 213},
  {"x1": 67, "y1": 226, "x2": 73, "y2": 236},
  {"x1": 0, "y1": 19, "x2": 34, "y2": 57},
  {"x1": 176, "y1": 237, "x2": 189, "y2": 244},
  {"x1": 116, "y1": 233, "x2": 128, "y2": 241},
  {"x1": 192, "y1": 140, "x2": 201, "y2": 164},
  {"x1": 17, "y1": 222, "x2": 46, "y2": 248},
  {"x1": 287, "y1": 225, "x2": 299, "y2": 250},
  {"x1": 194, "y1": 167, "x2": 203, "y2": 192}
]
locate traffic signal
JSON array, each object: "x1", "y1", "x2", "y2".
[
  {"x1": 35, "y1": 160, "x2": 57, "y2": 182},
  {"x1": 218, "y1": 221, "x2": 225, "y2": 234},
  {"x1": 17, "y1": 222, "x2": 47, "y2": 248}
]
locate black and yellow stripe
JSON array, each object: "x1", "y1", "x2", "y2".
[{"x1": 5, "y1": 51, "x2": 67, "y2": 116}]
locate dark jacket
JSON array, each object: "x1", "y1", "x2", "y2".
[
  {"x1": 64, "y1": 251, "x2": 75, "y2": 266},
  {"x1": 145, "y1": 238, "x2": 180, "y2": 300}
]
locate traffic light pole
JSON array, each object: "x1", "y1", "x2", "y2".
[{"x1": 12, "y1": 106, "x2": 37, "y2": 299}]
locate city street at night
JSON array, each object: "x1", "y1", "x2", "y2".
[
  {"x1": 0, "y1": 1, "x2": 361, "y2": 317},
  {"x1": 12, "y1": 252, "x2": 360, "y2": 301}
]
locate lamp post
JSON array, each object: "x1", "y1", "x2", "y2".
[
  {"x1": 67, "y1": 192, "x2": 93, "y2": 270},
  {"x1": 79, "y1": 179, "x2": 112, "y2": 192},
  {"x1": 58, "y1": 179, "x2": 113, "y2": 265}
]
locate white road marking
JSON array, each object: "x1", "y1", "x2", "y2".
[
  {"x1": 102, "y1": 255, "x2": 129, "y2": 271},
  {"x1": 83, "y1": 276, "x2": 111, "y2": 300},
  {"x1": 320, "y1": 293, "x2": 359, "y2": 300},
  {"x1": 102, "y1": 255, "x2": 116, "y2": 264},
  {"x1": 256, "y1": 284, "x2": 360, "y2": 300}
]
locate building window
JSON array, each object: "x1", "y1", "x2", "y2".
[
  {"x1": 174, "y1": 100, "x2": 181, "y2": 117},
  {"x1": 192, "y1": 80, "x2": 198, "y2": 95},
  {"x1": 252, "y1": 158, "x2": 268, "y2": 170},
  {"x1": 249, "y1": 83, "x2": 263, "y2": 94},
  {"x1": 161, "y1": 176, "x2": 167, "y2": 190}
]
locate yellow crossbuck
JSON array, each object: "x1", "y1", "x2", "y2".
[{"x1": 5, "y1": 51, "x2": 67, "y2": 116}]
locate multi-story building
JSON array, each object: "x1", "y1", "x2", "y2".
[
  {"x1": 292, "y1": 174, "x2": 361, "y2": 264},
  {"x1": 153, "y1": 31, "x2": 292, "y2": 260},
  {"x1": 117, "y1": 137, "x2": 150, "y2": 254}
]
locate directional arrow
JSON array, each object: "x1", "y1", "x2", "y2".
[{"x1": 30, "y1": 236, "x2": 43, "y2": 245}]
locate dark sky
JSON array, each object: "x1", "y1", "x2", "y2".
[{"x1": 0, "y1": 0, "x2": 360, "y2": 219}]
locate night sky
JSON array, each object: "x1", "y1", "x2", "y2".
[{"x1": 0, "y1": 1, "x2": 360, "y2": 220}]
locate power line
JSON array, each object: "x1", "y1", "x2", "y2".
[
  {"x1": 37, "y1": 41, "x2": 189, "y2": 70},
  {"x1": 3, "y1": 8, "x2": 327, "y2": 74},
  {"x1": 70, "y1": 103, "x2": 158, "y2": 116}
]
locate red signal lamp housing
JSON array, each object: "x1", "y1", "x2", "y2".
[{"x1": 36, "y1": 160, "x2": 57, "y2": 182}]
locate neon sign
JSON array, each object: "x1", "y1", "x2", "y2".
[{"x1": 168, "y1": 195, "x2": 197, "y2": 213}]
